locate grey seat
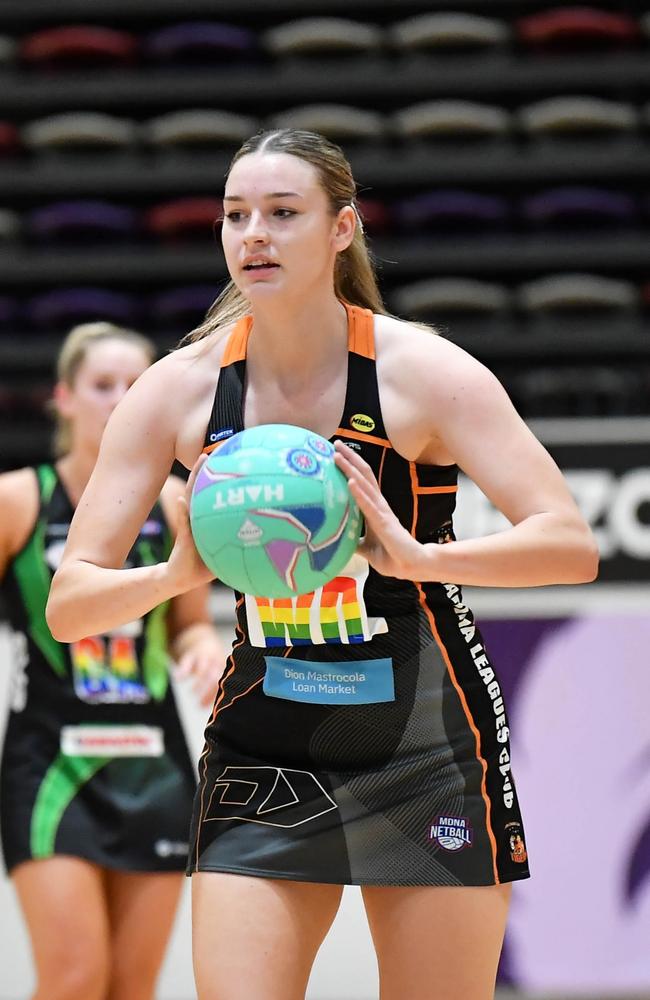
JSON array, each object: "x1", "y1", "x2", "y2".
[
  {"x1": 0, "y1": 35, "x2": 16, "y2": 66},
  {"x1": 22, "y1": 112, "x2": 137, "y2": 150},
  {"x1": 143, "y1": 109, "x2": 258, "y2": 148},
  {"x1": 268, "y1": 104, "x2": 385, "y2": 141},
  {"x1": 389, "y1": 13, "x2": 510, "y2": 51},
  {"x1": 0, "y1": 209, "x2": 20, "y2": 241},
  {"x1": 263, "y1": 18, "x2": 382, "y2": 55},
  {"x1": 517, "y1": 273, "x2": 638, "y2": 313},
  {"x1": 392, "y1": 100, "x2": 510, "y2": 139},
  {"x1": 518, "y1": 96, "x2": 639, "y2": 136}
]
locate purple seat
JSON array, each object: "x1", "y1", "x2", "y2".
[
  {"x1": 143, "y1": 23, "x2": 256, "y2": 63},
  {"x1": 27, "y1": 288, "x2": 138, "y2": 331},
  {"x1": 395, "y1": 190, "x2": 509, "y2": 231},
  {"x1": 522, "y1": 187, "x2": 637, "y2": 228},
  {"x1": 150, "y1": 285, "x2": 219, "y2": 331},
  {"x1": 28, "y1": 201, "x2": 138, "y2": 242}
]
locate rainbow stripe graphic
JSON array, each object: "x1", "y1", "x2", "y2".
[
  {"x1": 71, "y1": 634, "x2": 149, "y2": 704},
  {"x1": 245, "y1": 557, "x2": 388, "y2": 648}
]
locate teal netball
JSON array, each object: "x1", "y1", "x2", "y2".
[{"x1": 189, "y1": 425, "x2": 362, "y2": 597}]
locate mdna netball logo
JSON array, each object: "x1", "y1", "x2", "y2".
[{"x1": 429, "y1": 815, "x2": 473, "y2": 851}]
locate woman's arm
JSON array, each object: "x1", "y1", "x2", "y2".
[
  {"x1": 161, "y1": 477, "x2": 225, "y2": 707},
  {"x1": 0, "y1": 469, "x2": 40, "y2": 583},
  {"x1": 46, "y1": 360, "x2": 213, "y2": 642},
  {"x1": 335, "y1": 334, "x2": 599, "y2": 588}
]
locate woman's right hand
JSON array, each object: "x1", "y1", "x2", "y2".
[{"x1": 166, "y1": 454, "x2": 216, "y2": 595}]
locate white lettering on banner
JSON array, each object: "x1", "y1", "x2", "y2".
[
  {"x1": 444, "y1": 584, "x2": 513, "y2": 808},
  {"x1": 455, "y1": 468, "x2": 650, "y2": 563}
]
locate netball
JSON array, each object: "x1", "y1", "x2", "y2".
[{"x1": 190, "y1": 424, "x2": 362, "y2": 597}]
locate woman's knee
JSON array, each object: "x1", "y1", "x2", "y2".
[{"x1": 32, "y1": 951, "x2": 109, "y2": 1000}]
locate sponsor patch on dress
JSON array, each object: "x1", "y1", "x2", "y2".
[
  {"x1": 428, "y1": 815, "x2": 473, "y2": 851},
  {"x1": 60, "y1": 725, "x2": 164, "y2": 757},
  {"x1": 263, "y1": 656, "x2": 395, "y2": 705}
]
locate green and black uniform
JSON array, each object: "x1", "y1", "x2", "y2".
[{"x1": 0, "y1": 465, "x2": 196, "y2": 874}]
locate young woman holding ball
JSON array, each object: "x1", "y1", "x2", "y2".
[{"x1": 48, "y1": 131, "x2": 598, "y2": 1000}]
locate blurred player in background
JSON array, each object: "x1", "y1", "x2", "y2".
[{"x1": 0, "y1": 321, "x2": 224, "y2": 1000}]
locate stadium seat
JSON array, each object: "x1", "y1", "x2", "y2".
[
  {"x1": 268, "y1": 105, "x2": 385, "y2": 142},
  {"x1": 262, "y1": 18, "x2": 382, "y2": 56},
  {"x1": 20, "y1": 26, "x2": 137, "y2": 69},
  {"x1": 389, "y1": 12, "x2": 510, "y2": 51},
  {"x1": 145, "y1": 198, "x2": 223, "y2": 241},
  {"x1": 0, "y1": 123, "x2": 20, "y2": 155},
  {"x1": 143, "y1": 109, "x2": 258, "y2": 150},
  {"x1": 22, "y1": 112, "x2": 137, "y2": 151},
  {"x1": 392, "y1": 277, "x2": 511, "y2": 334},
  {"x1": 517, "y1": 273, "x2": 638, "y2": 313},
  {"x1": 518, "y1": 96, "x2": 639, "y2": 138},
  {"x1": 516, "y1": 8, "x2": 640, "y2": 49},
  {"x1": 149, "y1": 285, "x2": 219, "y2": 333},
  {"x1": 355, "y1": 198, "x2": 391, "y2": 234},
  {"x1": 392, "y1": 100, "x2": 510, "y2": 140},
  {"x1": 515, "y1": 367, "x2": 641, "y2": 417},
  {"x1": 143, "y1": 22, "x2": 256, "y2": 63},
  {"x1": 27, "y1": 201, "x2": 138, "y2": 242},
  {"x1": 26, "y1": 287, "x2": 138, "y2": 331},
  {"x1": 0, "y1": 210, "x2": 20, "y2": 242},
  {"x1": 0, "y1": 35, "x2": 16, "y2": 66},
  {"x1": 521, "y1": 187, "x2": 637, "y2": 230},
  {"x1": 394, "y1": 189, "x2": 509, "y2": 233},
  {"x1": 0, "y1": 296, "x2": 17, "y2": 329}
]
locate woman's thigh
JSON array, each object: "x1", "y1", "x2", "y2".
[
  {"x1": 12, "y1": 856, "x2": 110, "y2": 1000},
  {"x1": 192, "y1": 872, "x2": 343, "y2": 1000},
  {"x1": 362, "y1": 882, "x2": 512, "y2": 1000},
  {"x1": 104, "y1": 869, "x2": 184, "y2": 1000}
]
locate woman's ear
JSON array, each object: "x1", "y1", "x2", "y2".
[
  {"x1": 333, "y1": 205, "x2": 356, "y2": 254},
  {"x1": 52, "y1": 381, "x2": 74, "y2": 419}
]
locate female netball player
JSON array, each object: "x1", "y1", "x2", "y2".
[
  {"x1": 0, "y1": 322, "x2": 224, "y2": 1000},
  {"x1": 47, "y1": 132, "x2": 598, "y2": 1000}
]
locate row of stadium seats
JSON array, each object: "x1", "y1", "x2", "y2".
[
  {"x1": 3, "y1": 99, "x2": 650, "y2": 155},
  {"x1": 1, "y1": 275, "x2": 649, "y2": 334},
  {"x1": 2, "y1": 188, "x2": 650, "y2": 242},
  {"x1": 2, "y1": 365, "x2": 646, "y2": 423},
  {"x1": 2, "y1": 10, "x2": 650, "y2": 68},
  {"x1": 1, "y1": 0, "x2": 647, "y2": 445}
]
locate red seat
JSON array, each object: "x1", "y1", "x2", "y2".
[
  {"x1": 517, "y1": 8, "x2": 640, "y2": 48},
  {"x1": 20, "y1": 26, "x2": 137, "y2": 67},
  {"x1": 0, "y1": 122, "x2": 19, "y2": 154},
  {"x1": 145, "y1": 198, "x2": 223, "y2": 240}
]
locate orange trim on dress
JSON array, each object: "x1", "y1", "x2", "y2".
[
  {"x1": 409, "y1": 462, "x2": 499, "y2": 883},
  {"x1": 220, "y1": 315, "x2": 252, "y2": 367},
  {"x1": 414, "y1": 485, "x2": 458, "y2": 495},
  {"x1": 336, "y1": 427, "x2": 391, "y2": 448},
  {"x1": 345, "y1": 303, "x2": 376, "y2": 359}
]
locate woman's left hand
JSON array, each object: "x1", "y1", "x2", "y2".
[{"x1": 334, "y1": 441, "x2": 427, "y2": 580}]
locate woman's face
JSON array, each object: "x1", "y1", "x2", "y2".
[
  {"x1": 56, "y1": 338, "x2": 151, "y2": 452},
  {"x1": 221, "y1": 151, "x2": 354, "y2": 303}
]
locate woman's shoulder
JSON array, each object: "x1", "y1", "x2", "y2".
[{"x1": 374, "y1": 312, "x2": 481, "y2": 369}]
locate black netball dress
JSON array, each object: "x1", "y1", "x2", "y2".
[
  {"x1": 188, "y1": 304, "x2": 530, "y2": 887},
  {"x1": 0, "y1": 465, "x2": 196, "y2": 873}
]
